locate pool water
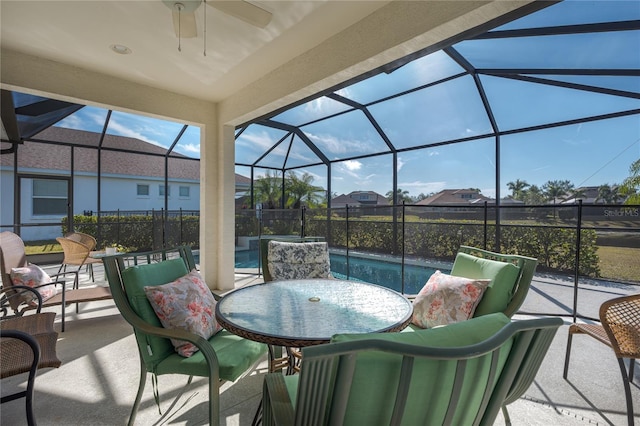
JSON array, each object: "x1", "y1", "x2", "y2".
[{"x1": 235, "y1": 250, "x2": 448, "y2": 295}]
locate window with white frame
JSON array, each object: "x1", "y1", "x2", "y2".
[
  {"x1": 32, "y1": 179, "x2": 68, "y2": 215},
  {"x1": 159, "y1": 185, "x2": 170, "y2": 196},
  {"x1": 179, "y1": 186, "x2": 190, "y2": 198},
  {"x1": 137, "y1": 184, "x2": 150, "y2": 196}
]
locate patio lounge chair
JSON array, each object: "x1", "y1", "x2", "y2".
[
  {"x1": 563, "y1": 293, "x2": 640, "y2": 426},
  {"x1": 102, "y1": 246, "x2": 266, "y2": 426},
  {"x1": 0, "y1": 231, "x2": 112, "y2": 332},
  {"x1": 262, "y1": 313, "x2": 563, "y2": 426},
  {"x1": 1, "y1": 285, "x2": 62, "y2": 426}
]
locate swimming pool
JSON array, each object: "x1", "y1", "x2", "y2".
[{"x1": 235, "y1": 249, "x2": 450, "y2": 294}]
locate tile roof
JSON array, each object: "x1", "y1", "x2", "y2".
[
  {"x1": 416, "y1": 189, "x2": 493, "y2": 206},
  {"x1": 1, "y1": 126, "x2": 249, "y2": 184}
]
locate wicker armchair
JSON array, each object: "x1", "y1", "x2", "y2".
[
  {"x1": 1, "y1": 286, "x2": 62, "y2": 426},
  {"x1": 0, "y1": 231, "x2": 112, "y2": 332},
  {"x1": 56, "y1": 234, "x2": 103, "y2": 284},
  {"x1": 563, "y1": 293, "x2": 640, "y2": 426},
  {"x1": 65, "y1": 231, "x2": 97, "y2": 250}
]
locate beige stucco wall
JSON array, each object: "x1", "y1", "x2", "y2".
[{"x1": 1, "y1": 0, "x2": 536, "y2": 290}]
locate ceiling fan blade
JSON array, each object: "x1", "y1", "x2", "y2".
[
  {"x1": 172, "y1": 10, "x2": 198, "y2": 38},
  {"x1": 208, "y1": 1, "x2": 272, "y2": 28}
]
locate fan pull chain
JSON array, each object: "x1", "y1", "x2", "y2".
[
  {"x1": 177, "y1": 3, "x2": 182, "y2": 52},
  {"x1": 203, "y1": 0, "x2": 207, "y2": 56}
]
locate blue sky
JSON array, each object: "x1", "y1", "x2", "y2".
[
  {"x1": 57, "y1": 107, "x2": 201, "y2": 158},
  {"x1": 57, "y1": 0, "x2": 640, "y2": 201}
]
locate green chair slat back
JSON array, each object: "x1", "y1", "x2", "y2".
[
  {"x1": 262, "y1": 314, "x2": 562, "y2": 426},
  {"x1": 454, "y1": 245, "x2": 538, "y2": 318}
]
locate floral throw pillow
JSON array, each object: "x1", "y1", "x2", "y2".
[
  {"x1": 10, "y1": 264, "x2": 58, "y2": 306},
  {"x1": 411, "y1": 271, "x2": 490, "y2": 329},
  {"x1": 143, "y1": 270, "x2": 222, "y2": 357}
]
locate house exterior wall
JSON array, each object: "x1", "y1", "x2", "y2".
[{"x1": 0, "y1": 167, "x2": 199, "y2": 241}]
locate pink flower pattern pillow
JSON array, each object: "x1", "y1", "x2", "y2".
[
  {"x1": 10, "y1": 265, "x2": 58, "y2": 306},
  {"x1": 411, "y1": 270, "x2": 490, "y2": 329},
  {"x1": 144, "y1": 270, "x2": 222, "y2": 357}
]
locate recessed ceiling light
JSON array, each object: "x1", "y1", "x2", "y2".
[{"x1": 110, "y1": 44, "x2": 132, "y2": 55}]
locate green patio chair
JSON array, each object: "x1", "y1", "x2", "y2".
[
  {"x1": 262, "y1": 313, "x2": 562, "y2": 426},
  {"x1": 103, "y1": 246, "x2": 266, "y2": 426},
  {"x1": 452, "y1": 246, "x2": 538, "y2": 318}
]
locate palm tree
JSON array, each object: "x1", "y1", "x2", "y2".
[
  {"x1": 542, "y1": 180, "x2": 573, "y2": 204},
  {"x1": 286, "y1": 172, "x2": 325, "y2": 209},
  {"x1": 543, "y1": 180, "x2": 574, "y2": 219},
  {"x1": 621, "y1": 158, "x2": 640, "y2": 204},
  {"x1": 507, "y1": 179, "x2": 530, "y2": 200},
  {"x1": 522, "y1": 185, "x2": 545, "y2": 205},
  {"x1": 595, "y1": 184, "x2": 622, "y2": 204},
  {"x1": 385, "y1": 188, "x2": 411, "y2": 204},
  {"x1": 253, "y1": 171, "x2": 282, "y2": 209}
]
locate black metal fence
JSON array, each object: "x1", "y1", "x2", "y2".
[
  {"x1": 65, "y1": 208, "x2": 200, "y2": 251},
  {"x1": 236, "y1": 202, "x2": 640, "y2": 286}
]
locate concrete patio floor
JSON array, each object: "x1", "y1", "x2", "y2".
[{"x1": 1, "y1": 264, "x2": 638, "y2": 426}]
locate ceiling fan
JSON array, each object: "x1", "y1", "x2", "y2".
[{"x1": 162, "y1": 0, "x2": 272, "y2": 39}]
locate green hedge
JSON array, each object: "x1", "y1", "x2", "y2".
[
  {"x1": 62, "y1": 214, "x2": 199, "y2": 252},
  {"x1": 305, "y1": 216, "x2": 601, "y2": 278}
]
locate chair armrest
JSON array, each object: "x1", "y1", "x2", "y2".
[
  {"x1": 0, "y1": 286, "x2": 43, "y2": 315},
  {"x1": 263, "y1": 373, "x2": 296, "y2": 426},
  {"x1": 115, "y1": 299, "x2": 220, "y2": 368}
]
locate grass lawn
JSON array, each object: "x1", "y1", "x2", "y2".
[
  {"x1": 597, "y1": 245, "x2": 640, "y2": 283},
  {"x1": 24, "y1": 240, "x2": 62, "y2": 255}
]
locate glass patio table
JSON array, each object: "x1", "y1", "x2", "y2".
[{"x1": 215, "y1": 278, "x2": 413, "y2": 348}]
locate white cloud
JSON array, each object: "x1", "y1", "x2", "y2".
[
  {"x1": 237, "y1": 131, "x2": 277, "y2": 151},
  {"x1": 343, "y1": 160, "x2": 362, "y2": 171},
  {"x1": 180, "y1": 143, "x2": 200, "y2": 154},
  {"x1": 108, "y1": 119, "x2": 162, "y2": 147},
  {"x1": 397, "y1": 156, "x2": 406, "y2": 171},
  {"x1": 306, "y1": 132, "x2": 371, "y2": 155}
]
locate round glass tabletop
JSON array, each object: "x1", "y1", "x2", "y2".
[{"x1": 215, "y1": 279, "x2": 413, "y2": 347}]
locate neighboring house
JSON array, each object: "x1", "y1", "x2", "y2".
[
  {"x1": 562, "y1": 186, "x2": 626, "y2": 204},
  {"x1": 0, "y1": 126, "x2": 248, "y2": 241},
  {"x1": 235, "y1": 174, "x2": 251, "y2": 195},
  {"x1": 416, "y1": 189, "x2": 493, "y2": 206},
  {"x1": 331, "y1": 191, "x2": 389, "y2": 208}
]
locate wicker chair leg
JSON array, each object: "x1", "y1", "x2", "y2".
[
  {"x1": 562, "y1": 330, "x2": 574, "y2": 379},
  {"x1": 617, "y1": 357, "x2": 635, "y2": 426},
  {"x1": 128, "y1": 361, "x2": 148, "y2": 426}
]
